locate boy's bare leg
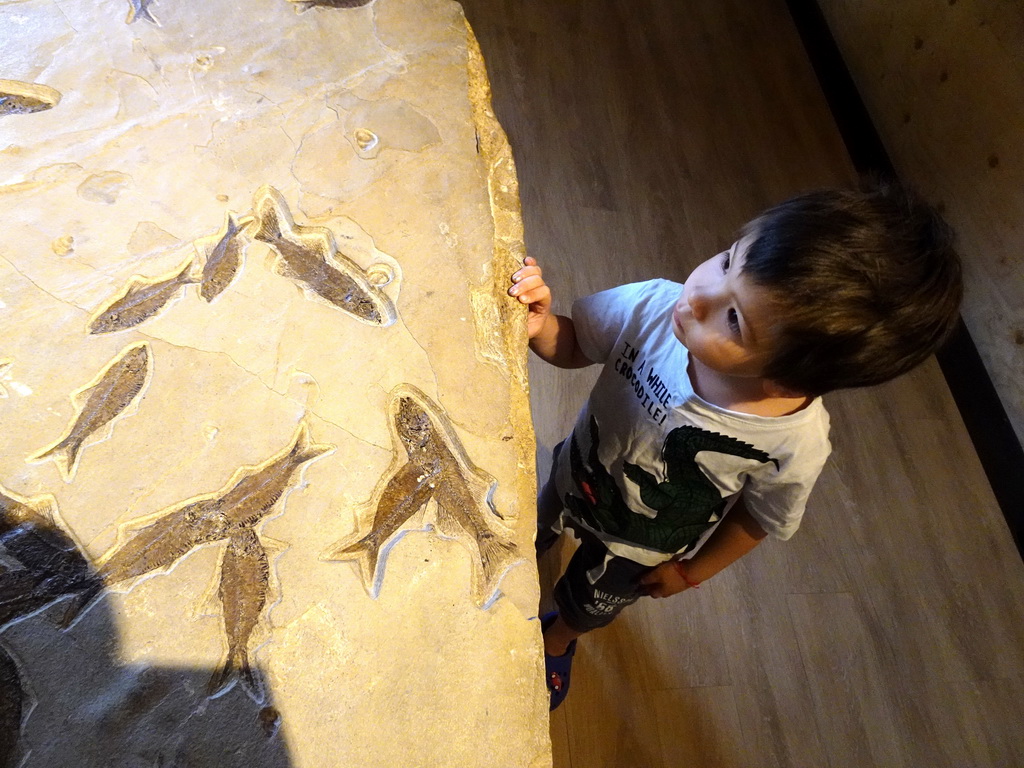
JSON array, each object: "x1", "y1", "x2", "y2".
[{"x1": 543, "y1": 614, "x2": 582, "y2": 656}]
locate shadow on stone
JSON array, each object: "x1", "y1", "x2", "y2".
[{"x1": 1, "y1": 517, "x2": 294, "y2": 768}]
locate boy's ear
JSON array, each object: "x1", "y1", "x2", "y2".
[{"x1": 762, "y1": 378, "x2": 808, "y2": 399}]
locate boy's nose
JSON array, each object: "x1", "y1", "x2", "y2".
[{"x1": 688, "y1": 289, "x2": 710, "y2": 321}]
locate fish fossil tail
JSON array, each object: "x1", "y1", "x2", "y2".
[
  {"x1": 250, "y1": 191, "x2": 290, "y2": 243},
  {"x1": 224, "y1": 213, "x2": 242, "y2": 237},
  {"x1": 331, "y1": 534, "x2": 381, "y2": 580},
  {"x1": 208, "y1": 650, "x2": 264, "y2": 703},
  {"x1": 290, "y1": 424, "x2": 332, "y2": 465},
  {"x1": 478, "y1": 534, "x2": 518, "y2": 583},
  {"x1": 239, "y1": 660, "x2": 263, "y2": 702},
  {"x1": 173, "y1": 257, "x2": 200, "y2": 285},
  {"x1": 126, "y1": 1, "x2": 157, "y2": 24},
  {"x1": 206, "y1": 662, "x2": 231, "y2": 699},
  {"x1": 57, "y1": 581, "x2": 104, "y2": 630},
  {"x1": 31, "y1": 437, "x2": 82, "y2": 477},
  {"x1": 248, "y1": 214, "x2": 278, "y2": 243}
]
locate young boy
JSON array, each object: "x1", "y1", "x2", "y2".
[{"x1": 508, "y1": 184, "x2": 963, "y2": 710}]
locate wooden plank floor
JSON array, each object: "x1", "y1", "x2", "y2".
[{"x1": 458, "y1": 2, "x2": 1024, "y2": 766}]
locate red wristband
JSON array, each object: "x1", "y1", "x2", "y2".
[{"x1": 672, "y1": 560, "x2": 701, "y2": 589}]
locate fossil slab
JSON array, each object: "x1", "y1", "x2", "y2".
[{"x1": 0, "y1": 1, "x2": 547, "y2": 766}]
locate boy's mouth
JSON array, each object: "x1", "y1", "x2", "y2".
[
  {"x1": 672, "y1": 296, "x2": 690, "y2": 323},
  {"x1": 671, "y1": 306, "x2": 687, "y2": 338}
]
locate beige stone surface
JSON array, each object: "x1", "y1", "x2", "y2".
[{"x1": 0, "y1": 0, "x2": 550, "y2": 765}]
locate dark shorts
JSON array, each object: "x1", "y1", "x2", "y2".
[{"x1": 537, "y1": 441, "x2": 654, "y2": 634}]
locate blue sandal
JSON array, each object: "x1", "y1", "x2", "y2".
[{"x1": 541, "y1": 611, "x2": 577, "y2": 711}]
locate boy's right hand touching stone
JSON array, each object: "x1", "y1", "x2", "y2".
[{"x1": 509, "y1": 256, "x2": 551, "y2": 340}]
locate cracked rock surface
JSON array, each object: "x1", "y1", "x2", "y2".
[{"x1": 0, "y1": 0, "x2": 548, "y2": 766}]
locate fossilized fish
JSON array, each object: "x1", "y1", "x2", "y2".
[
  {"x1": 397, "y1": 394, "x2": 520, "y2": 606},
  {"x1": 290, "y1": 0, "x2": 374, "y2": 12},
  {"x1": 326, "y1": 386, "x2": 521, "y2": 606},
  {"x1": 323, "y1": 397, "x2": 440, "y2": 587},
  {"x1": 2, "y1": 489, "x2": 71, "y2": 566},
  {"x1": 59, "y1": 425, "x2": 330, "y2": 628},
  {"x1": 215, "y1": 423, "x2": 333, "y2": 530},
  {"x1": 30, "y1": 343, "x2": 151, "y2": 481},
  {"x1": 207, "y1": 526, "x2": 269, "y2": 702},
  {"x1": 98, "y1": 499, "x2": 228, "y2": 586},
  {"x1": 199, "y1": 213, "x2": 251, "y2": 302},
  {"x1": 0, "y1": 644, "x2": 24, "y2": 768},
  {"x1": 250, "y1": 185, "x2": 395, "y2": 325},
  {"x1": 327, "y1": 460, "x2": 440, "y2": 588},
  {"x1": 58, "y1": 497, "x2": 227, "y2": 628},
  {"x1": 434, "y1": 480, "x2": 519, "y2": 609},
  {"x1": 0, "y1": 487, "x2": 99, "y2": 627},
  {"x1": 89, "y1": 258, "x2": 197, "y2": 334}
]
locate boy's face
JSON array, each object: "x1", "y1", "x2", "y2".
[{"x1": 672, "y1": 230, "x2": 780, "y2": 379}]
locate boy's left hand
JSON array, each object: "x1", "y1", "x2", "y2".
[{"x1": 639, "y1": 561, "x2": 693, "y2": 599}]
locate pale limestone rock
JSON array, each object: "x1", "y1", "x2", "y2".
[{"x1": 0, "y1": 0, "x2": 549, "y2": 765}]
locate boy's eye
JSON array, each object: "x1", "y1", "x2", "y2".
[
  {"x1": 727, "y1": 308, "x2": 741, "y2": 335},
  {"x1": 721, "y1": 252, "x2": 731, "y2": 272}
]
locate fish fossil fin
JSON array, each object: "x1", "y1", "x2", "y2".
[
  {"x1": 326, "y1": 535, "x2": 381, "y2": 590},
  {"x1": 250, "y1": 187, "x2": 293, "y2": 242},
  {"x1": 172, "y1": 257, "x2": 199, "y2": 285},
  {"x1": 239, "y1": 660, "x2": 264, "y2": 703},
  {"x1": 57, "y1": 582, "x2": 104, "y2": 630},
  {"x1": 224, "y1": 213, "x2": 241, "y2": 237},
  {"x1": 207, "y1": 661, "x2": 234, "y2": 699},
  {"x1": 478, "y1": 534, "x2": 518, "y2": 573},
  {"x1": 479, "y1": 536, "x2": 519, "y2": 590},
  {"x1": 29, "y1": 437, "x2": 82, "y2": 479},
  {"x1": 208, "y1": 652, "x2": 264, "y2": 703},
  {"x1": 467, "y1": 525, "x2": 521, "y2": 609},
  {"x1": 290, "y1": 422, "x2": 333, "y2": 465}
]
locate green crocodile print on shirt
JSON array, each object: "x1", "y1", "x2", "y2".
[{"x1": 565, "y1": 416, "x2": 777, "y2": 554}]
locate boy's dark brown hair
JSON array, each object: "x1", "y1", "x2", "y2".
[{"x1": 741, "y1": 182, "x2": 963, "y2": 396}]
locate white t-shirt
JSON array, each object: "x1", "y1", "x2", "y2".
[{"x1": 553, "y1": 279, "x2": 832, "y2": 566}]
